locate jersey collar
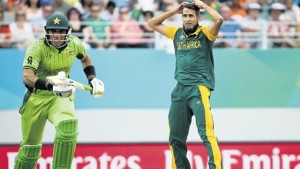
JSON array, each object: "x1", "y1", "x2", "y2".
[
  {"x1": 183, "y1": 26, "x2": 202, "y2": 37},
  {"x1": 44, "y1": 37, "x2": 68, "y2": 52}
]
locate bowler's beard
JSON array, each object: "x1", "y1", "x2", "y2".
[{"x1": 183, "y1": 23, "x2": 199, "y2": 35}]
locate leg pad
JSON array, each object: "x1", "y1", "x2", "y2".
[
  {"x1": 14, "y1": 144, "x2": 41, "y2": 169},
  {"x1": 52, "y1": 119, "x2": 78, "y2": 169}
]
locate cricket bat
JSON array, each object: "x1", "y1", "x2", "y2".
[{"x1": 46, "y1": 75, "x2": 92, "y2": 92}]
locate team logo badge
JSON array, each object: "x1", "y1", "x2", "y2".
[
  {"x1": 180, "y1": 35, "x2": 185, "y2": 40},
  {"x1": 53, "y1": 17, "x2": 60, "y2": 24}
]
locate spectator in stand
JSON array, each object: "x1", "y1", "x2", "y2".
[
  {"x1": 238, "y1": 0, "x2": 247, "y2": 8},
  {"x1": 41, "y1": 3, "x2": 53, "y2": 21},
  {"x1": 64, "y1": 0, "x2": 78, "y2": 5},
  {"x1": 97, "y1": 0, "x2": 109, "y2": 11},
  {"x1": 130, "y1": 0, "x2": 160, "y2": 21},
  {"x1": 9, "y1": 10, "x2": 35, "y2": 49},
  {"x1": 281, "y1": 0, "x2": 300, "y2": 42},
  {"x1": 52, "y1": 0, "x2": 72, "y2": 15},
  {"x1": 100, "y1": 1, "x2": 118, "y2": 21},
  {"x1": 0, "y1": 8, "x2": 12, "y2": 48},
  {"x1": 74, "y1": 0, "x2": 93, "y2": 20},
  {"x1": 32, "y1": 2, "x2": 53, "y2": 38},
  {"x1": 140, "y1": 10, "x2": 155, "y2": 48},
  {"x1": 10, "y1": 0, "x2": 26, "y2": 12},
  {"x1": 67, "y1": 7, "x2": 95, "y2": 48},
  {"x1": 268, "y1": 2, "x2": 297, "y2": 48},
  {"x1": 158, "y1": 0, "x2": 178, "y2": 11},
  {"x1": 5, "y1": 0, "x2": 15, "y2": 11},
  {"x1": 85, "y1": 3, "x2": 111, "y2": 48},
  {"x1": 110, "y1": 6, "x2": 145, "y2": 48},
  {"x1": 199, "y1": 9, "x2": 213, "y2": 26},
  {"x1": 162, "y1": 4, "x2": 181, "y2": 25},
  {"x1": 40, "y1": 0, "x2": 54, "y2": 6},
  {"x1": 110, "y1": 0, "x2": 130, "y2": 8},
  {"x1": 201, "y1": 0, "x2": 221, "y2": 21},
  {"x1": 226, "y1": 0, "x2": 248, "y2": 20},
  {"x1": 281, "y1": 0, "x2": 300, "y2": 22},
  {"x1": 216, "y1": 4, "x2": 250, "y2": 48},
  {"x1": 242, "y1": 3, "x2": 265, "y2": 48},
  {"x1": 131, "y1": 0, "x2": 159, "y2": 12},
  {"x1": 2, "y1": 0, "x2": 25, "y2": 22},
  {"x1": 24, "y1": 0, "x2": 42, "y2": 22},
  {"x1": 247, "y1": 0, "x2": 270, "y2": 19},
  {"x1": 246, "y1": 0, "x2": 286, "y2": 19}
]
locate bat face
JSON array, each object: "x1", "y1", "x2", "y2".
[
  {"x1": 46, "y1": 76, "x2": 70, "y2": 86},
  {"x1": 46, "y1": 75, "x2": 92, "y2": 92},
  {"x1": 47, "y1": 71, "x2": 103, "y2": 97}
]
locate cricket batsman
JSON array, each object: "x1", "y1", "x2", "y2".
[
  {"x1": 148, "y1": 0, "x2": 223, "y2": 169},
  {"x1": 14, "y1": 12, "x2": 104, "y2": 169}
]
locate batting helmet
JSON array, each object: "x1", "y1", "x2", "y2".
[
  {"x1": 45, "y1": 12, "x2": 70, "y2": 30},
  {"x1": 44, "y1": 12, "x2": 71, "y2": 48}
]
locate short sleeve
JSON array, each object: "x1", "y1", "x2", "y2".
[
  {"x1": 23, "y1": 41, "x2": 42, "y2": 71},
  {"x1": 202, "y1": 26, "x2": 217, "y2": 41},
  {"x1": 72, "y1": 36, "x2": 87, "y2": 56},
  {"x1": 166, "y1": 26, "x2": 180, "y2": 40}
]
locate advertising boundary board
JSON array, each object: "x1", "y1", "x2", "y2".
[{"x1": 1, "y1": 142, "x2": 300, "y2": 169}]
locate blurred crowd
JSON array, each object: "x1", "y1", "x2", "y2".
[{"x1": 0, "y1": 0, "x2": 300, "y2": 49}]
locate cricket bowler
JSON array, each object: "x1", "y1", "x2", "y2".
[
  {"x1": 14, "y1": 12, "x2": 104, "y2": 169},
  {"x1": 148, "y1": 0, "x2": 223, "y2": 169}
]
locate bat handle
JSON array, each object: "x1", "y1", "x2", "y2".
[
  {"x1": 84, "y1": 85, "x2": 92, "y2": 92},
  {"x1": 84, "y1": 85, "x2": 103, "y2": 95}
]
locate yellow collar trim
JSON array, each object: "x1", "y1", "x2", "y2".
[{"x1": 183, "y1": 26, "x2": 202, "y2": 37}]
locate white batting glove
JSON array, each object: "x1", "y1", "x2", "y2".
[
  {"x1": 53, "y1": 85, "x2": 75, "y2": 97},
  {"x1": 89, "y1": 78, "x2": 104, "y2": 98}
]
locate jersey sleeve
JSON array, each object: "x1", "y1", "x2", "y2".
[
  {"x1": 72, "y1": 36, "x2": 87, "y2": 57},
  {"x1": 166, "y1": 26, "x2": 180, "y2": 40},
  {"x1": 23, "y1": 40, "x2": 42, "y2": 72},
  {"x1": 202, "y1": 26, "x2": 217, "y2": 41}
]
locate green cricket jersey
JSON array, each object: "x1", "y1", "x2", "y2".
[
  {"x1": 166, "y1": 25, "x2": 216, "y2": 90},
  {"x1": 23, "y1": 35, "x2": 87, "y2": 95}
]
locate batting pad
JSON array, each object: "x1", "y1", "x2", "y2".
[
  {"x1": 52, "y1": 119, "x2": 78, "y2": 169},
  {"x1": 14, "y1": 144, "x2": 42, "y2": 169}
]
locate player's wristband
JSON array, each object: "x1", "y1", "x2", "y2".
[
  {"x1": 35, "y1": 78, "x2": 53, "y2": 91},
  {"x1": 84, "y1": 65, "x2": 96, "y2": 80}
]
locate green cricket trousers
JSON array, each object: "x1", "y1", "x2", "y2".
[
  {"x1": 14, "y1": 90, "x2": 78, "y2": 169},
  {"x1": 168, "y1": 83, "x2": 222, "y2": 169}
]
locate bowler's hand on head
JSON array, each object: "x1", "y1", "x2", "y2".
[
  {"x1": 176, "y1": 1, "x2": 190, "y2": 14},
  {"x1": 193, "y1": 0, "x2": 205, "y2": 8}
]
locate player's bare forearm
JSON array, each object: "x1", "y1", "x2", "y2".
[
  {"x1": 148, "y1": 10, "x2": 175, "y2": 27},
  {"x1": 193, "y1": 0, "x2": 222, "y2": 23},
  {"x1": 23, "y1": 68, "x2": 39, "y2": 88},
  {"x1": 80, "y1": 54, "x2": 104, "y2": 97},
  {"x1": 81, "y1": 54, "x2": 93, "y2": 68},
  {"x1": 147, "y1": 12, "x2": 172, "y2": 36},
  {"x1": 81, "y1": 54, "x2": 96, "y2": 80},
  {"x1": 193, "y1": 0, "x2": 223, "y2": 35}
]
